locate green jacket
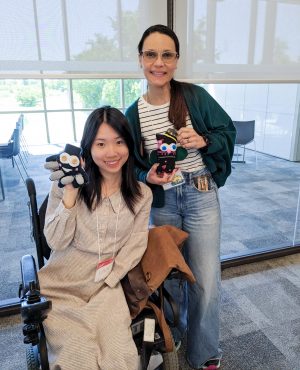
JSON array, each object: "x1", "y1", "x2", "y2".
[{"x1": 125, "y1": 83, "x2": 236, "y2": 208}]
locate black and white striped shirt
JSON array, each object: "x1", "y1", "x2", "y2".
[{"x1": 138, "y1": 96, "x2": 205, "y2": 173}]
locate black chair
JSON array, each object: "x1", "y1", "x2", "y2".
[
  {"x1": 19, "y1": 177, "x2": 189, "y2": 370},
  {"x1": 0, "y1": 127, "x2": 29, "y2": 183},
  {"x1": 232, "y1": 120, "x2": 256, "y2": 163}
]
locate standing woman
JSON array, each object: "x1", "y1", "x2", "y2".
[
  {"x1": 126, "y1": 25, "x2": 236, "y2": 369},
  {"x1": 39, "y1": 106, "x2": 152, "y2": 370}
]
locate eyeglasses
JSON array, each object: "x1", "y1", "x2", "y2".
[{"x1": 140, "y1": 50, "x2": 179, "y2": 63}]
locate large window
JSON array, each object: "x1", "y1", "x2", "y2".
[
  {"x1": 0, "y1": 78, "x2": 143, "y2": 144},
  {"x1": 0, "y1": 0, "x2": 167, "y2": 76},
  {"x1": 174, "y1": 0, "x2": 300, "y2": 81}
]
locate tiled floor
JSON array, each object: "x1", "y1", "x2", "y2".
[
  {"x1": 1, "y1": 254, "x2": 300, "y2": 370},
  {"x1": 219, "y1": 150, "x2": 300, "y2": 257}
]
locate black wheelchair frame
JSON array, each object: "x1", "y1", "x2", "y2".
[{"x1": 19, "y1": 177, "x2": 181, "y2": 370}]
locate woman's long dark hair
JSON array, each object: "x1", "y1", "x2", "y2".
[
  {"x1": 79, "y1": 106, "x2": 142, "y2": 214},
  {"x1": 138, "y1": 24, "x2": 188, "y2": 130}
]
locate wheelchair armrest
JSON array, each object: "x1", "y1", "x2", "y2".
[
  {"x1": 21, "y1": 295, "x2": 51, "y2": 324},
  {"x1": 20, "y1": 254, "x2": 51, "y2": 346},
  {"x1": 20, "y1": 254, "x2": 51, "y2": 320},
  {"x1": 20, "y1": 254, "x2": 39, "y2": 295}
]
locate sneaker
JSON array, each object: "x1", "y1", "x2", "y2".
[{"x1": 201, "y1": 357, "x2": 221, "y2": 369}]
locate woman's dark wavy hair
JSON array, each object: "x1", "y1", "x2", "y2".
[
  {"x1": 138, "y1": 24, "x2": 188, "y2": 130},
  {"x1": 79, "y1": 106, "x2": 141, "y2": 214}
]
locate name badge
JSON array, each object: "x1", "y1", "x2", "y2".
[{"x1": 94, "y1": 257, "x2": 114, "y2": 282}]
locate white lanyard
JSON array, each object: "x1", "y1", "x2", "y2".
[{"x1": 96, "y1": 193, "x2": 122, "y2": 261}]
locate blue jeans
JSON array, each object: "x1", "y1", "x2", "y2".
[{"x1": 151, "y1": 168, "x2": 221, "y2": 369}]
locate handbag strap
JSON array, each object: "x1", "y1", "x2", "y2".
[{"x1": 146, "y1": 301, "x2": 174, "y2": 353}]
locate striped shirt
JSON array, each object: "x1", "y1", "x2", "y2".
[{"x1": 138, "y1": 96, "x2": 205, "y2": 173}]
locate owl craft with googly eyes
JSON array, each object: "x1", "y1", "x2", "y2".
[
  {"x1": 44, "y1": 144, "x2": 89, "y2": 188},
  {"x1": 149, "y1": 128, "x2": 188, "y2": 175}
]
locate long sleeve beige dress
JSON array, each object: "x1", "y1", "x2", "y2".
[{"x1": 38, "y1": 181, "x2": 152, "y2": 370}]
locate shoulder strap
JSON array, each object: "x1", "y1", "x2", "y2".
[{"x1": 146, "y1": 301, "x2": 174, "y2": 353}]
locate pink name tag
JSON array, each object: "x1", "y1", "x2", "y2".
[{"x1": 94, "y1": 257, "x2": 114, "y2": 282}]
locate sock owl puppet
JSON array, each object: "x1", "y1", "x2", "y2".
[
  {"x1": 44, "y1": 144, "x2": 88, "y2": 188},
  {"x1": 149, "y1": 128, "x2": 188, "y2": 175}
]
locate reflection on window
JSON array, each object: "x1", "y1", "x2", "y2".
[{"x1": 182, "y1": 0, "x2": 300, "y2": 79}]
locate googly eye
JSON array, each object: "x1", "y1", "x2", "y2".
[
  {"x1": 60, "y1": 152, "x2": 70, "y2": 164},
  {"x1": 160, "y1": 144, "x2": 168, "y2": 151},
  {"x1": 170, "y1": 143, "x2": 177, "y2": 151},
  {"x1": 69, "y1": 155, "x2": 80, "y2": 167}
]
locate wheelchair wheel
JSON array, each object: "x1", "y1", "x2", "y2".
[{"x1": 26, "y1": 346, "x2": 40, "y2": 370}]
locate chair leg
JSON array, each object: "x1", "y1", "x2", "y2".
[
  {"x1": 18, "y1": 154, "x2": 29, "y2": 179},
  {"x1": 13, "y1": 157, "x2": 27, "y2": 183},
  {"x1": 20, "y1": 136, "x2": 30, "y2": 162},
  {"x1": 242, "y1": 145, "x2": 246, "y2": 162},
  {"x1": 0, "y1": 166, "x2": 5, "y2": 201},
  {"x1": 20, "y1": 156, "x2": 29, "y2": 179},
  {"x1": 254, "y1": 140, "x2": 258, "y2": 170},
  {"x1": 232, "y1": 145, "x2": 239, "y2": 162},
  {"x1": 292, "y1": 183, "x2": 300, "y2": 246},
  {"x1": 18, "y1": 152, "x2": 28, "y2": 172},
  {"x1": 232, "y1": 145, "x2": 246, "y2": 163}
]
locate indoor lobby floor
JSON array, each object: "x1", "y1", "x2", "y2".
[
  {"x1": 219, "y1": 149, "x2": 300, "y2": 257},
  {"x1": 1, "y1": 254, "x2": 299, "y2": 370}
]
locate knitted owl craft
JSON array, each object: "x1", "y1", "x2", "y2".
[
  {"x1": 149, "y1": 128, "x2": 188, "y2": 175},
  {"x1": 44, "y1": 144, "x2": 89, "y2": 188}
]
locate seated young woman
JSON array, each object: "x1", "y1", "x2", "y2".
[{"x1": 38, "y1": 106, "x2": 152, "y2": 370}]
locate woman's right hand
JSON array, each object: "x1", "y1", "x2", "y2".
[{"x1": 146, "y1": 164, "x2": 178, "y2": 185}]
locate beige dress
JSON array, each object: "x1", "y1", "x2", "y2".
[{"x1": 38, "y1": 181, "x2": 152, "y2": 370}]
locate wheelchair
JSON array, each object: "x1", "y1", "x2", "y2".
[{"x1": 19, "y1": 177, "x2": 192, "y2": 370}]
